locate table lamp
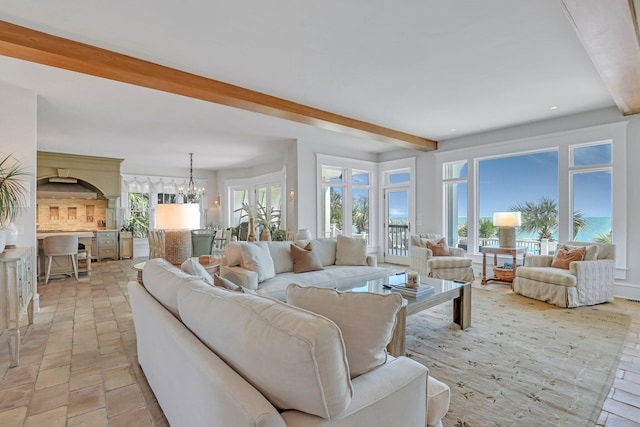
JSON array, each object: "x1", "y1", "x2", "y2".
[{"x1": 493, "y1": 212, "x2": 521, "y2": 248}]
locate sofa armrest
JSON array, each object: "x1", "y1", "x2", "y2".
[
  {"x1": 409, "y1": 246, "x2": 433, "y2": 278},
  {"x1": 570, "y1": 259, "x2": 615, "y2": 284},
  {"x1": 280, "y1": 356, "x2": 428, "y2": 427},
  {"x1": 523, "y1": 255, "x2": 554, "y2": 267},
  {"x1": 221, "y1": 266, "x2": 259, "y2": 290},
  {"x1": 128, "y1": 282, "x2": 286, "y2": 427},
  {"x1": 449, "y1": 247, "x2": 465, "y2": 257},
  {"x1": 366, "y1": 255, "x2": 377, "y2": 267}
]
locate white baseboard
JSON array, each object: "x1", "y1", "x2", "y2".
[{"x1": 614, "y1": 282, "x2": 640, "y2": 301}]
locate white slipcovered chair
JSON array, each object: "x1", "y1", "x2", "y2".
[
  {"x1": 409, "y1": 233, "x2": 474, "y2": 282},
  {"x1": 513, "y1": 241, "x2": 615, "y2": 308}
]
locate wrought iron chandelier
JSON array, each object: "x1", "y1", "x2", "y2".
[{"x1": 179, "y1": 153, "x2": 203, "y2": 203}]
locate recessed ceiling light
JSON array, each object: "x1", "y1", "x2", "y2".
[
  {"x1": 450, "y1": 128, "x2": 456, "y2": 132},
  {"x1": 550, "y1": 105, "x2": 559, "y2": 110}
]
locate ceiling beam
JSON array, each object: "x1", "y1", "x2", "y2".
[
  {"x1": 0, "y1": 20, "x2": 437, "y2": 151},
  {"x1": 562, "y1": 0, "x2": 640, "y2": 115}
]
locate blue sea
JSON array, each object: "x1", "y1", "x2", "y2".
[{"x1": 460, "y1": 217, "x2": 611, "y2": 242}]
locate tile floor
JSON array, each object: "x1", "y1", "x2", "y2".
[{"x1": 0, "y1": 258, "x2": 638, "y2": 426}]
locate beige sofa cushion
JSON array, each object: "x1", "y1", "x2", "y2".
[
  {"x1": 286, "y1": 284, "x2": 402, "y2": 378},
  {"x1": 177, "y1": 282, "x2": 353, "y2": 420},
  {"x1": 515, "y1": 266, "x2": 577, "y2": 287},
  {"x1": 142, "y1": 258, "x2": 203, "y2": 318},
  {"x1": 335, "y1": 235, "x2": 367, "y2": 266}
]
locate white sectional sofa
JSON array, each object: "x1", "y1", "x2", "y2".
[
  {"x1": 128, "y1": 258, "x2": 451, "y2": 427},
  {"x1": 221, "y1": 237, "x2": 393, "y2": 300}
]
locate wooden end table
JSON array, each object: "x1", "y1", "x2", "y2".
[{"x1": 481, "y1": 246, "x2": 527, "y2": 286}]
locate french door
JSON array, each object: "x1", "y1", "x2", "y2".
[{"x1": 384, "y1": 188, "x2": 412, "y2": 264}]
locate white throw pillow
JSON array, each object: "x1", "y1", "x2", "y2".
[
  {"x1": 213, "y1": 274, "x2": 257, "y2": 295},
  {"x1": 310, "y1": 238, "x2": 338, "y2": 266},
  {"x1": 335, "y1": 235, "x2": 367, "y2": 266},
  {"x1": 286, "y1": 284, "x2": 402, "y2": 378},
  {"x1": 181, "y1": 258, "x2": 214, "y2": 286},
  {"x1": 240, "y1": 242, "x2": 276, "y2": 282},
  {"x1": 177, "y1": 282, "x2": 353, "y2": 419},
  {"x1": 265, "y1": 241, "x2": 294, "y2": 273}
]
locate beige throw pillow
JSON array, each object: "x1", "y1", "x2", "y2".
[
  {"x1": 240, "y1": 243, "x2": 276, "y2": 282},
  {"x1": 564, "y1": 244, "x2": 599, "y2": 261},
  {"x1": 335, "y1": 235, "x2": 367, "y2": 266},
  {"x1": 551, "y1": 245, "x2": 586, "y2": 269},
  {"x1": 290, "y1": 243, "x2": 324, "y2": 273},
  {"x1": 286, "y1": 284, "x2": 402, "y2": 378},
  {"x1": 426, "y1": 238, "x2": 450, "y2": 256}
]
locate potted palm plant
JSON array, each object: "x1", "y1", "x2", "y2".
[{"x1": 0, "y1": 153, "x2": 29, "y2": 252}]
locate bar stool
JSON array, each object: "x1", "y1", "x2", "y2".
[{"x1": 43, "y1": 235, "x2": 79, "y2": 284}]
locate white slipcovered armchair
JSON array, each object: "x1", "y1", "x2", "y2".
[
  {"x1": 513, "y1": 241, "x2": 615, "y2": 308},
  {"x1": 409, "y1": 234, "x2": 474, "y2": 282}
]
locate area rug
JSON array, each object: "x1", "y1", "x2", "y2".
[{"x1": 405, "y1": 288, "x2": 631, "y2": 427}]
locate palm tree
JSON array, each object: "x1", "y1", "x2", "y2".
[
  {"x1": 0, "y1": 153, "x2": 29, "y2": 226},
  {"x1": 478, "y1": 218, "x2": 497, "y2": 239},
  {"x1": 510, "y1": 197, "x2": 588, "y2": 241}
]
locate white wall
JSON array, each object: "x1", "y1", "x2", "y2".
[{"x1": 0, "y1": 82, "x2": 37, "y2": 248}]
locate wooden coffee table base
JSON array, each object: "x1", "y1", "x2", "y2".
[{"x1": 387, "y1": 282, "x2": 472, "y2": 357}]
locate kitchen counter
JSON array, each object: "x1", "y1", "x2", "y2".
[
  {"x1": 37, "y1": 231, "x2": 96, "y2": 239},
  {"x1": 36, "y1": 231, "x2": 96, "y2": 279}
]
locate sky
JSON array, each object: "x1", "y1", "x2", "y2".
[
  {"x1": 388, "y1": 144, "x2": 612, "y2": 220},
  {"x1": 463, "y1": 147, "x2": 612, "y2": 218}
]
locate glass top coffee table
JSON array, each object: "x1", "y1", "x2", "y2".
[{"x1": 351, "y1": 272, "x2": 472, "y2": 357}]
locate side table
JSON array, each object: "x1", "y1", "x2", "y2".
[{"x1": 481, "y1": 246, "x2": 527, "y2": 286}]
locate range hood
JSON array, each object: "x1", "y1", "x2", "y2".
[{"x1": 37, "y1": 177, "x2": 98, "y2": 199}]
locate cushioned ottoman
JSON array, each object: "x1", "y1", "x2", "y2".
[{"x1": 427, "y1": 376, "x2": 451, "y2": 427}]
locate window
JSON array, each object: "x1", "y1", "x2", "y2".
[
  {"x1": 127, "y1": 179, "x2": 151, "y2": 238},
  {"x1": 435, "y1": 121, "x2": 626, "y2": 278},
  {"x1": 443, "y1": 161, "x2": 468, "y2": 250},
  {"x1": 478, "y1": 151, "x2": 558, "y2": 252},
  {"x1": 318, "y1": 156, "x2": 374, "y2": 243},
  {"x1": 225, "y1": 170, "x2": 286, "y2": 238},
  {"x1": 570, "y1": 143, "x2": 612, "y2": 242}
]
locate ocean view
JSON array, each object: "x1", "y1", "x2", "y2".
[{"x1": 460, "y1": 216, "x2": 611, "y2": 242}]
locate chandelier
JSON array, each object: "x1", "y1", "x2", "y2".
[{"x1": 178, "y1": 153, "x2": 203, "y2": 203}]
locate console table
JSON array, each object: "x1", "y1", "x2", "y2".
[
  {"x1": 0, "y1": 247, "x2": 35, "y2": 367},
  {"x1": 481, "y1": 246, "x2": 527, "y2": 285}
]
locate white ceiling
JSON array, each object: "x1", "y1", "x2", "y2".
[{"x1": 0, "y1": 0, "x2": 616, "y2": 173}]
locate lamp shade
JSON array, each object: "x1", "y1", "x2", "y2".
[
  {"x1": 156, "y1": 204, "x2": 200, "y2": 229},
  {"x1": 492, "y1": 212, "x2": 521, "y2": 227}
]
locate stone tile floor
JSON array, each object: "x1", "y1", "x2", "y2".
[{"x1": 0, "y1": 258, "x2": 637, "y2": 426}]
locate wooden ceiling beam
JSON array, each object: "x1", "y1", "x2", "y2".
[
  {"x1": 0, "y1": 20, "x2": 437, "y2": 151},
  {"x1": 562, "y1": 0, "x2": 640, "y2": 115}
]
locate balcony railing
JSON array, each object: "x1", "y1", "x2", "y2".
[{"x1": 388, "y1": 224, "x2": 409, "y2": 257}]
